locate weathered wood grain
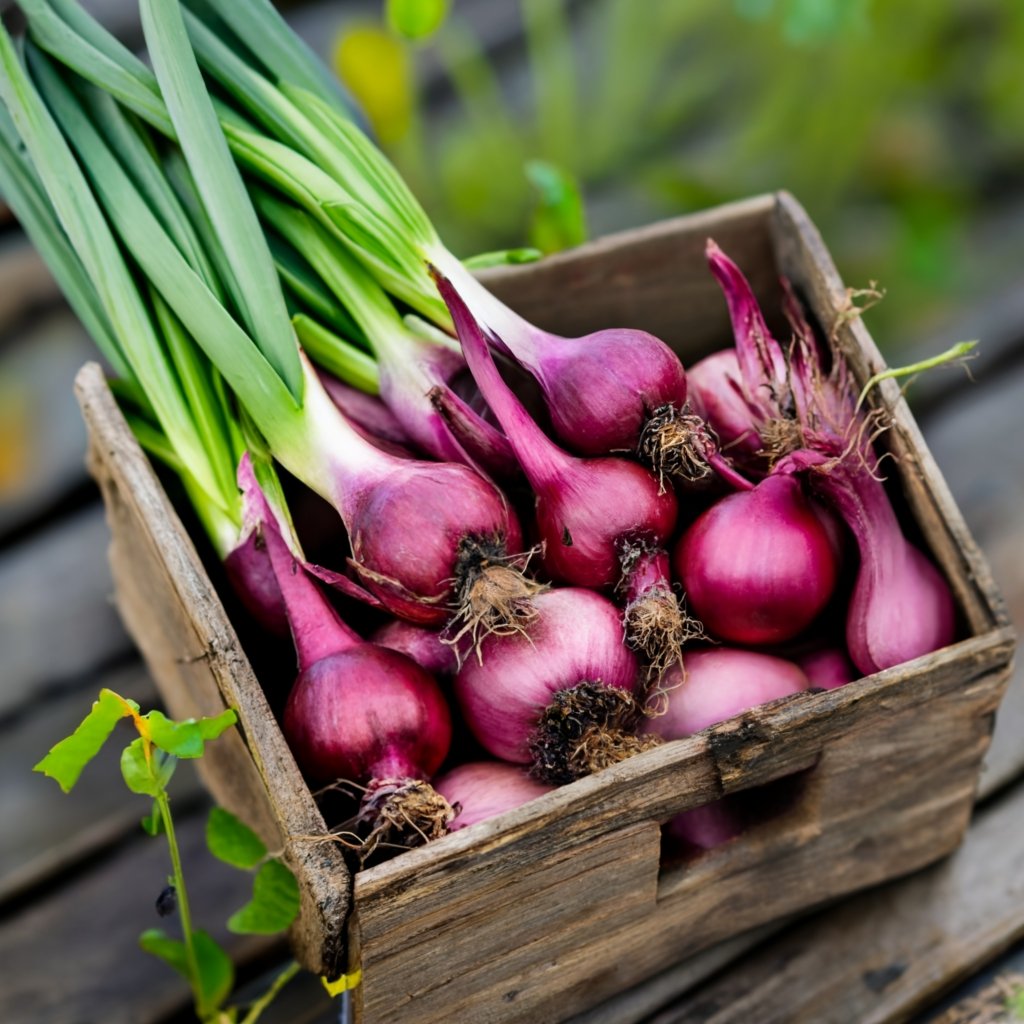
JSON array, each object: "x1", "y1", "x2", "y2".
[
  {"x1": 76, "y1": 363, "x2": 351, "y2": 977},
  {"x1": 0, "y1": 808, "x2": 276, "y2": 1024},
  {"x1": 650, "y1": 778, "x2": 1024, "y2": 1024},
  {"x1": 0, "y1": 504, "x2": 131, "y2": 717}
]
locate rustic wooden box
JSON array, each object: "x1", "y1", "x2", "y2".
[{"x1": 75, "y1": 192, "x2": 1014, "y2": 1024}]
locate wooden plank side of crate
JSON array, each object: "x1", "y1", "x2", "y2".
[
  {"x1": 652, "y1": 778, "x2": 1024, "y2": 1024},
  {"x1": 74, "y1": 363, "x2": 350, "y2": 977},
  {"x1": 771, "y1": 193, "x2": 1008, "y2": 640},
  {"x1": 478, "y1": 193, "x2": 778, "y2": 355},
  {"x1": 349, "y1": 653, "x2": 1010, "y2": 1023}
]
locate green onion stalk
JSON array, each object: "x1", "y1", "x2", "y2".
[
  {"x1": 0, "y1": 4, "x2": 537, "y2": 633},
  {"x1": 16, "y1": 0, "x2": 692, "y2": 478}
]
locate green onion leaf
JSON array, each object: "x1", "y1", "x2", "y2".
[{"x1": 140, "y1": 0, "x2": 302, "y2": 402}]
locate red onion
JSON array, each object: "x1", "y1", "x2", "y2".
[
  {"x1": 779, "y1": 451, "x2": 956, "y2": 674},
  {"x1": 643, "y1": 648, "x2": 808, "y2": 852},
  {"x1": 224, "y1": 530, "x2": 289, "y2": 635},
  {"x1": 297, "y1": 360, "x2": 539, "y2": 633},
  {"x1": 371, "y1": 619, "x2": 460, "y2": 677},
  {"x1": 455, "y1": 588, "x2": 653, "y2": 784},
  {"x1": 434, "y1": 269, "x2": 678, "y2": 590},
  {"x1": 667, "y1": 802, "x2": 744, "y2": 852},
  {"x1": 686, "y1": 348, "x2": 765, "y2": 465},
  {"x1": 674, "y1": 474, "x2": 840, "y2": 645},
  {"x1": 434, "y1": 761, "x2": 553, "y2": 831},
  {"x1": 796, "y1": 646, "x2": 858, "y2": 691},
  {"x1": 244, "y1": 457, "x2": 454, "y2": 852},
  {"x1": 430, "y1": 250, "x2": 688, "y2": 459},
  {"x1": 644, "y1": 648, "x2": 810, "y2": 738}
]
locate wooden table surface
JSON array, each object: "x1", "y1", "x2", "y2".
[{"x1": 1, "y1": 232, "x2": 1022, "y2": 1023}]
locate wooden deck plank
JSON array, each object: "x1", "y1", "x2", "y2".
[
  {"x1": 0, "y1": 504, "x2": 131, "y2": 717},
  {"x1": 0, "y1": 309, "x2": 98, "y2": 539},
  {"x1": 0, "y1": 806, "x2": 278, "y2": 1024}
]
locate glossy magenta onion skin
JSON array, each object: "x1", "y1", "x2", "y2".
[
  {"x1": 455, "y1": 588, "x2": 639, "y2": 764},
  {"x1": 796, "y1": 646, "x2": 858, "y2": 691},
  {"x1": 346, "y1": 461, "x2": 523, "y2": 625},
  {"x1": 644, "y1": 648, "x2": 810, "y2": 738},
  {"x1": 537, "y1": 458, "x2": 679, "y2": 588},
  {"x1": 224, "y1": 531, "x2": 289, "y2": 635},
  {"x1": 371, "y1": 619, "x2": 459, "y2": 677},
  {"x1": 674, "y1": 474, "x2": 840, "y2": 645},
  {"x1": 434, "y1": 761, "x2": 553, "y2": 831},
  {"x1": 686, "y1": 349, "x2": 763, "y2": 463},
  {"x1": 283, "y1": 645, "x2": 452, "y2": 785},
  {"x1": 536, "y1": 329, "x2": 688, "y2": 455}
]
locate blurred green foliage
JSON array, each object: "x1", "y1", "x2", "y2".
[{"x1": 337, "y1": 0, "x2": 1024, "y2": 346}]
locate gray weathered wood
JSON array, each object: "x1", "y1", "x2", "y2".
[
  {"x1": 0, "y1": 809, "x2": 277, "y2": 1024},
  {"x1": 650, "y1": 779, "x2": 1024, "y2": 1024},
  {"x1": 0, "y1": 504, "x2": 131, "y2": 716},
  {"x1": 0, "y1": 309, "x2": 97, "y2": 537},
  {"x1": 76, "y1": 363, "x2": 351, "y2": 977}
]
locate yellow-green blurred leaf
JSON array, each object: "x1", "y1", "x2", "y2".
[
  {"x1": 386, "y1": 0, "x2": 449, "y2": 42},
  {"x1": 333, "y1": 25, "x2": 412, "y2": 144}
]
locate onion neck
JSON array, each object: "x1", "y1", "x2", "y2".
[
  {"x1": 253, "y1": 458, "x2": 361, "y2": 672},
  {"x1": 432, "y1": 266, "x2": 574, "y2": 488},
  {"x1": 429, "y1": 246, "x2": 549, "y2": 372}
]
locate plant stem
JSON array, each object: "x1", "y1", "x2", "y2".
[
  {"x1": 156, "y1": 787, "x2": 205, "y2": 1019},
  {"x1": 856, "y1": 340, "x2": 978, "y2": 409},
  {"x1": 238, "y1": 960, "x2": 302, "y2": 1024}
]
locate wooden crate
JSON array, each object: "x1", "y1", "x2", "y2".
[{"x1": 75, "y1": 192, "x2": 1015, "y2": 1024}]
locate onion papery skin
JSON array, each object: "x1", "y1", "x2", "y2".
[
  {"x1": 341, "y1": 459, "x2": 524, "y2": 626},
  {"x1": 781, "y1": 453, "x2": 957, "y2": 675},
  {"x1": 643, "y1": 648, "x2": 810, "y2": 738},
  {"x1": 434, "y1": 761, "x2": 553, "y2": 831},
  {"x1": 674, "y1": 474, "x2": 840, "y2": 645},
  {"x1": 283, "y1": 646, "x2": 452, "y2": 785},
  {"x1": 372, "y1": 619, "x2": 460, "y2": 677},
  {"x1": 455, "y1": 588, "x2": 639, "y2": 766}
]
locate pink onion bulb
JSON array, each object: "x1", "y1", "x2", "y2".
[
  {"x1": 779, "y1": 452, "x2": 957, "y2": 675},
  {"x1": 434, "y1": 268, "x2": 678, "y2": 590},
  {"x1": 674, "y1": 474, "x2": 840, "y2": 645},
  {"x1": 455, "y1": 588, "x2": 651, "y2": 784},
  {"x1": 796, "y1": 646, "x2": 858, "y2": 690},
  {"x1": 371, "y1": 619, "x2": 459, "y2": 677},
  {"x1": 644, "y1": 648, "x2": 808, "y2": 852},
  {"x1": 644, "y1": 648, "x2": 810, "y2": 738},
  {"x1": 435, "y1": 761, "x2": 553, "y2": 831},
  {"x1": 242, "y1": 456, "x2": 455, "y2": 852}
]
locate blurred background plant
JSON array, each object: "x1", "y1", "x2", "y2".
[{"x1": 325, "y1": 0, "x2": 1023, "y2": 347}]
